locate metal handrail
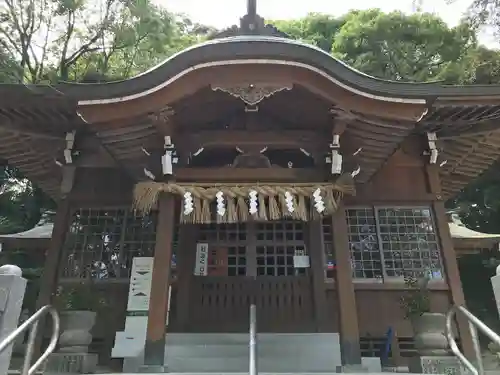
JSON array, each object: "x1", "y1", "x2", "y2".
[
  {"x1": 0, "y1": 305, "x2": 60, "y2": 375},
  {"x1": 249, "y1": 304, "x2": 257, "y2": 375},
  {"x1": 445, "y1": 305, "x2": 500, "y2": 375}
]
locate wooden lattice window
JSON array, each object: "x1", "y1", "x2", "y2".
[
  {"x1": 346, "y1": 207, "x2": 444, "y2": 281},
  {"x1": 199, "y1": 223, "x2": 248, "y2": 276},
  {"x1": 197, "y1": 220, "x2": 307, "y2": 277},
  {"x1": 59, "y1": 208, "x2": 158, "y2": 281},
  {"x1": 199, "y1": 223, "x2": 248, "y2": 243},
  {"x1": 255, "y1": 221, "x2": 307, "y2": 276},
  {"x1": 346, "y1": 208, "x2": 382, "y2": 279}
]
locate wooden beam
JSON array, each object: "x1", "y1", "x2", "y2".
[
  {"x1": 437, "y1": 120, "x2": 500, "y2": 140},
  {"x1": 144, "y1": 194, "x2": 176, "y2": 370},
  {"x1": 175, "y1": 224, "x2": 199, "y2": 330},
  {"x1": 34, "y1": 199, "x2": 72, "y2": 355},
  {"x1": 149, "y1": 107, "x2": 175, "y2": 137},
  {"x1": 178, "y1": 130, "x2": 325, "y2": 153},
  {"x1": 331, "y1": 205, "x2": 361, "y2": 367},
  {"x1": 308, "y1": 220, "x2": 329, "y2": 330},
  {"x1": 426, "y1": 165, "x2": 475, "y2": 359},
  {"x1": 0, "y1": 124, "x2": 64, "y2": 140},
  {"x1": 175, "y1": 167, "x2": 326, "y2": 182}
]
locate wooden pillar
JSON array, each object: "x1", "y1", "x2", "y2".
[
  {"x1": 143, "y1": 194, "x2": 176, "y2": 369},
  {"x1": 308, "y1": 220, "x2": 329, "y2": 331},
  {"x1": 426, "y1": 165, "x2": 474, "y2": 358},
  {"x1": 35, "y1": 199, "x2": 71, "y2": 307},
  {"x1": 175, "y1": 224, "x2": 199, "y2": 330},
  {"x1": 34, "y1": 198, "x2": 72, "y2": 354},
  {"x1": 331, "y1": 206, "x2": 361, "y2": 366}
]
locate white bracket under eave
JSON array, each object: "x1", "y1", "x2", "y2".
[
  {"x1": 327, "y1": 134, "x2": 342, "y2": 174},
  {"x1": 162, "y1": 136, "x2": 178, "y2": 175},
  {"x1": 426, "y1": 132, "x2": 438, "y2": 164},
  {"x1": 351, "y1": 166, "x2": 361, "y2": 178},
  {"x1": 64, "y1": 131, "x2": 76, "y2": 164}
]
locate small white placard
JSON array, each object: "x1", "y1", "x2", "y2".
[
  {"x1": 194, "y1": 243, "x2": 209, "y2": 276},
  {"x1": 293, "y1": 255, "x2": 310, "y2": 268},
  {"x1": 127, "y1": 257, "x2": 154, "y2": 311}
]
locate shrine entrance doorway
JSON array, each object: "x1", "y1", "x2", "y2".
[{"x1": 187, "y1": 220, "x2": 316, "y2": 332}]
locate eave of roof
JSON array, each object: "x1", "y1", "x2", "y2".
[
  {"x1": 449, "y1": 222, "x2": 500, "y2": 239},
  {"x1": 0, "y1": 224, "x2": 54, "y2": 240},
  {"x1": 3, "y1": 36, "x2": 500, "y2": 104}
]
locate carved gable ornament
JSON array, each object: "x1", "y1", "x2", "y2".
[{"x1": 211, "y1": 83, "x2": 293, "y2": 106}]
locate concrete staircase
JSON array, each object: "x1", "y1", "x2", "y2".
[
  {"x1": 164, "y1": 333, "x2": 343, "y2": 373},
  {"x1": 122, "y1": 333, "x2": 345, "y2": 373}
]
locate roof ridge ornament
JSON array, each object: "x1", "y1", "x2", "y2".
[
  {"x1": 211, "y1": 83, "x2": 293, "y2": 106},
  {"x1": 240, "y1": 0, "x2": 264, "y2": 33},
  {"x1": 247, "y1": 0, "x2": 256, "y2": 18},
  {"x1": 210, "y1": 0, "x2": 289, "y2": 39}
]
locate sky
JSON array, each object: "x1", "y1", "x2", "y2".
[{"x1": 160, "y1": 0, "x2": 496, "y2": 46}]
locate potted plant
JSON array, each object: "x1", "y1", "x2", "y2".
[
  {"x1": 399, "y1": 275, "x2": 449, "y2": 356},
  {"x1": 55, "y1": 283, "x2": 104, "y2": 353}
]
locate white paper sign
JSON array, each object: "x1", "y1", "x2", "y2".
[
  {"x1": 127, "y1": 257, "x2": 154, "y2": 311},
  {"x1": 293, "y1": 255, "x2": 310, "y2": 268},
  {"x1": 194, "y1": 243, "x2": 209, "y2": 276}
]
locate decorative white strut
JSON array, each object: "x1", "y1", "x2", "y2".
[
  {"x1": 162, "y1": 136, "x2": 178, "y2": 175},
  {"x1": 216, "y1": 191, "x2": 226, "y2": 217},
  {"x1": 64, "y1": 131, "x2": 76, "y2": 164},
  {"x1": 313, "y1": 188, "x2": 325, "y2": 213},
  {"x1": 183, "y1": 192, "x2": 194, "y2": 215},
  {"x1": 351, "y1": 166, "x2": 361, "y2": 178},
  {"x1": 249, "y1": 190, "x2": 258, "y2": 215},
  {"x1": 143, "y1": 168, "x2": 155, "y2": 180},
  {"x1": 284, "y1": 191, "x2": 295, "y2": 213},
  {"x1": 427, "y1": 132, "x2": 438, "y2": 164},
  {"x1": 330, "y1": 134, "x2": 342, "y2": 174}
]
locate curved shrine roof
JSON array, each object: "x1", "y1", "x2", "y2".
[
  {"x1": 2, "y1": 10, "x2": 500, "y2": 199},
  {"x1": 8, "y1": 36, "x2": 500, "y2": 103}
]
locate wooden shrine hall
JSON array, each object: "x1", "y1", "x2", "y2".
[{"x1": 3, "y1": 1, "x2": 500, "y2": 371}]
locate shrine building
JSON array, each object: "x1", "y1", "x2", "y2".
[{"x1": 2, "y1": 1, "x2": 500, "y2": 372}]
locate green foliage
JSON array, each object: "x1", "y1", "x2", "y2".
[
  {"x1": 399, "y1": 275, "x2": 431, "y2": 319},
  {"x1": 0, "y1": 166, "x2": 55, "y2": 234},
  {"x1": 55, "y1": 283, "x2": 107, "y2": 311},
  {"x1": 331, "y1": 9, "x2": 476, "y2": 82},
  {"x1": 270, "y1": 13, "x2": 347, "y2": 52}
]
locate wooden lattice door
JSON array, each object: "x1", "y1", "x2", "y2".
[{"x1": 188, "y1": 220, "x2": 315, "y2": 332}]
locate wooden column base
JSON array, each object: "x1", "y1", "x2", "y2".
[
  {"x1": 340, "y1": 339, "x2": 362, "y2": 365},
  {"x1": 331, "y1": 207, "x2": 362, "y2": 366},
  {"x1": 143, "y1": 340, "x2": 167, "y2": 367},
  {"x1": 144, "y1": 194, "x2": 176, "y2": 367}
]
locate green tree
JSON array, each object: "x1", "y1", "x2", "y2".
[
  {"x1": 0, "y1": 165, "x2": 54, "y2": 234},
  {"x1": 0, "y1": 1, "x2": 212, "y2": 235},
  {"x1": 270, "y1": 13, "x2": 346, "y2": 52},
  {"x1": 331, "y1": 9, "x2": 476, "y2": 82},
  {"x1": 0, "y1": 0, "x2": 208, "y2": 83}
]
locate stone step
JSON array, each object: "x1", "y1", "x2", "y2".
[
  {"x1": 163, "y1": 333, "x2": 342, "y2": 373},
  {"x1": 166, "y1": 343, "x2": 340, "y2": 357},
  {"x1": 165, "y1": 332, "x2": 340, "y2": 346},
  {"x1": 166, "y1": 344, "x2": 248, "y2": 357},
  {"x1": 29, "y1": 372, "x2": 445, "y2": 375}
]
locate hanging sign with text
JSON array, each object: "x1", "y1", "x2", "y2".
[{"x1": 193, "y1": 243, "x2": 209, "y2": 276}]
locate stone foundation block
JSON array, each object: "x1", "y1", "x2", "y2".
[
  {"x1": 45, "y1": 352, "x2": 98, "y2": 374},
  {"x1": 409, "y1": 355, "x2": 470, "y2": 375}
]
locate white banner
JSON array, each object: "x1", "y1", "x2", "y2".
[{"x1": 193, "y1": 243, "x2": 209, "y2": 276}]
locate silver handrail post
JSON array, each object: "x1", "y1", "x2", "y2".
[
  {"x1": 0, "y1": 305, "x2": 60, "y2": 375},
  {"x1": 249, "y1": 304, "x2": 257, "y2": 375},
  {"x1": 445, "y1": 304, "x2": 500, "y2": 375}
]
